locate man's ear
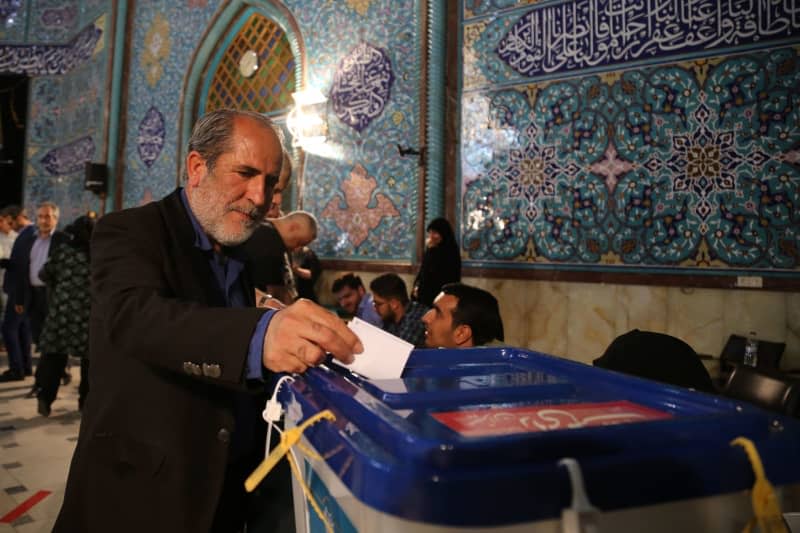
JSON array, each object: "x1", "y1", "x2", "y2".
[
  {"x1": 453, "y1": 324, "x2": 473, "y2": 346},
  {"x1": 185, "y1": 151, "x2": 208, "y2": 188}
]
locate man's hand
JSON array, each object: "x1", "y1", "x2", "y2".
[
  {"x1": 263, "y1": 299, "x2": 363, "y2": 373},
  {"x1": 14, "y1": 304, "x2": 23, "y2": 314}
]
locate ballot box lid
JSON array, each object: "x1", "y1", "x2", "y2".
[{"x1": 279, "y1": 347, "x2": 800, "y2": 527}]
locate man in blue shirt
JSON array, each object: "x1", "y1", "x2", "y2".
[
  {"x1": 370, "y1": 273, "x2": 428, "y2": 347},
  {"x1": 55, "y1": 109, "x2": 363, "y2": 533},
  {"x1": 332, "y1": 272, "x2": 382, "y2": 327}
]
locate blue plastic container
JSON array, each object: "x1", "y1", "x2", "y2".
[{"x1": 279, "y1": 347, "x2": 800, "y2": 532}]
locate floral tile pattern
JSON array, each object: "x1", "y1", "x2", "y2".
[{"x1": 460, "y1": 2, "x2": 800, "y2": 273}]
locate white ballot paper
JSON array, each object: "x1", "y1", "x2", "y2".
[{"x1": 334, "y1": 316, "x2": 414, "y2": 379}]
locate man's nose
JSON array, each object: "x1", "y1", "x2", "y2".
[{"x1": 245, "y1": 178, "x2": 266, "y2": 207}]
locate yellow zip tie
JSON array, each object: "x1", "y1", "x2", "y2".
[
  {"x1": 245, "y1": 409, "x2": 337, "y2": 533},
  {"x1": 731, "y1": 437, "x2": 788, "y2": 533}
]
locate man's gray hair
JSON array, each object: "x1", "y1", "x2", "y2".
[
  {"x1": 37, "y1": 201, "x2": 59, "y2": 219},
  {"x1": 180, "y1": 109, "x2": 283, "y2": 184}
]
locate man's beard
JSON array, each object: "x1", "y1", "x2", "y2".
[{"x1": 192, "y1": 181, "x2": 265, "y2": 246}]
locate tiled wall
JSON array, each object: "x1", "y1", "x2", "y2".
[
  {"x1": 121, "y1": 1, "x2": 218, "y2": 207},
  {"x1": 0, "y1": 0, "x2": 112, "y2": 223},
  {"x1": 123, "y1": 1, "x2": 423, "y2": 264},
  {"x1": 316, "y1": 269, "x2": 800, "y2": 370},
  {"x1": 281, "y1": 0, "x2": 422, "y2": 262},
  {"x1": 25, "y1": 17, "x2": 110, "y2": 221},
  {"x1": 458, "y1": 1, "x2": 800, "y2": 278}
]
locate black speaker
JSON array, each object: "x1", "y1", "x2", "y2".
[{"x1": 84, "y1": 162, "x2": 108, "y2": 194}]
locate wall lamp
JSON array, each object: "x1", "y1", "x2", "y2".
[{"x1": 286, "y1": 88, "x2": 328, "y2": 149}]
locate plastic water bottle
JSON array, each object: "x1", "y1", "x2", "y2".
[{"x1": 743, "y1": 331, "x2": 759, "y2": 367}]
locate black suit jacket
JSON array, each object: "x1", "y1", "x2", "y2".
[
  {"x1": 55, "y1": 190, "x2": 272, "y2": 533},
  {"x1": 4, "y1": 224, "x2": 68, "y2": 307}
]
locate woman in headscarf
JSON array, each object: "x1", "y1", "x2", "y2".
[
  {"x1": 35, "y1": 214, "x2": 95, "y2": 416},
  {"x1": 412, "y1": 217, "x2": 461, "y2": 307}
]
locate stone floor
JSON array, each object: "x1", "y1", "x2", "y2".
[{"x1": 0, "y1": 353, "x2": 80, "y2": 532}]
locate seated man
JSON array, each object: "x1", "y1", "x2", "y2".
[
  {"x1": 332, "y1": 273, "x2": 382, "y2": 327},
  {"x1": 422, "y1": 283, "x2": 504, "y2": 348},
  {"x1": 369, "y1": 273, "x2": 428, "y2": 347}
]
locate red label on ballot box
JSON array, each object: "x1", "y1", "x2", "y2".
[{"x1": 432, "y1": 401, "x2": 672, "y2": 437}]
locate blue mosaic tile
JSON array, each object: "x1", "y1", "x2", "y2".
[
  {"x1": 137, "y1": 106, "x2": 165, "y2": 169},
  {"x1": 0, "y1": 0, "x2": 23, "y2": 41},
  {"x1": 121, "y1": 1, "x2": 422, "y2": 262},
  {"x1": 459, "y1": 47, "x2": 800, "y2": 271},
  {"x1": 331, "y1": 41, "x2": 394, "y2": 133},
  {"x1": 282, "y1": 0, "x2": 422, "y2": 261},
  {"x1": 24, "y1": 16, "x2": 109, "y2": 220},
  {"x1": 0, "y1": 23, "x2": 101, "y2": 76},
  {"x1": 40, "y1": 136, "x2": 95, "y2": 175}
]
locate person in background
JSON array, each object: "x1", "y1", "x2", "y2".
[
  {"x1": 292, "y1": 244, "x2": 321, "y2": 302},
  {"x1": 267, "y1": 210, "x2": 318, "y2": 304},
  {"x1": 370, "y1": 273, "x2": 428, "y2": 347},
  {"x1": 2, "y1": 203, "x2": 68, "y2": 384},
  {"x1": 245, "y1": 152, "x2": 299, "y2": 304},
  {"x1": 267, "y1": 151, "x2": 291, "y2": 218},
  {"x1": 331, "y1": 273, "x2": 382, "y2": 327},
  {"x1": 54, "y1": 109, "x2": 361, "y2": 533},
  {"x1": 35, "y1": 214, "x2": 95, "y2": 416},
  {"x1": 0, "y1": 207, "x2": 18, "y2": 349},
  {"x1": 422, "y1": 283, "x2": 505, "y2": 349},
  {"x1": 0, "y1": 205, "x2": 32, "y2": 382},
  {"x1": 412, "y1": 217, "x2": 461, "y2": 307}
]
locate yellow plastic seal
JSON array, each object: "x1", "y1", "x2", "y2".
[
  {"x1": 731, "y1": 436, "x2": 788, "y2": 533},
  {"x1": 246, "y1": 409, "x2": 337, "y2": 533}
]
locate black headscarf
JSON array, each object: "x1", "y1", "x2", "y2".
[
  {"x1": 413, "y1": 217, "x2": 461, "y2": 307},
  {"x1": 64, "y1": 215, "x2": 96, "y2": 256}
]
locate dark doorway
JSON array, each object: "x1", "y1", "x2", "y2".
[{"x1": 0, "y1": 75, "x2": 27, "y2": 208}]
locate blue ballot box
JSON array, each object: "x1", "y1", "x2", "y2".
[{"x1": 278, "y1": 347, "x2": 800, "y2": 532}]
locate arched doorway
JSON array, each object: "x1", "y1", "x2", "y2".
[{"x1": 180, "y1": 1, "x2": 305, "y2": 209}]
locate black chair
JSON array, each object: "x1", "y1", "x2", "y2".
[
  {"x1": 719, "y1": 334, "x2": 786, "y2": 382},
  {"x1": 594, "y1": 329, "x2": 716, "y2": 394},
  {"x1": 723, "y1": 365, "x2": 800, "y2": 417}
]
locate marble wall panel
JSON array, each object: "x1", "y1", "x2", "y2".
[
  {"x1": 721, "y1": 290, "x2": 787, "y2": 346},
  {"x1": 565, "y1": 283, "x2": 617, "y2": 364},
  {"x1": 666, "y1": 288, "x2": 725, "y2": 357},
  {"x1": 785, "y1": 294, "x2": 800, "y2": 369},
  {"x1": 522, "y1": 280, "x2": 568, "y2": 357},
  {"x1": 614, "y1": 285, "x2": 668, "y2": 338}
]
